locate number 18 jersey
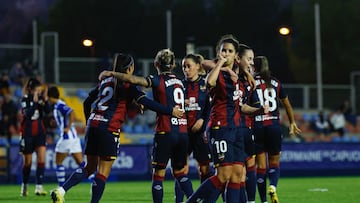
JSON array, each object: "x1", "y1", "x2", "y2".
[{"x1": 253, "y1": 75, "x2": 287, "y2": 127}]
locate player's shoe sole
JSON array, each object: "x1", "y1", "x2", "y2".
[{"x1": 50, "y1": 189, "x2": 64, "y2": 203}]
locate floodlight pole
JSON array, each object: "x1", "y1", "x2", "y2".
[
  {"x1": 315, "y1": 3, "x2": 323, "y2": 110},
  {"x1": 166, "y1": 10, "x2": 172, "y2": 49}
]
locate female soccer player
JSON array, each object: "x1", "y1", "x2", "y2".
[
  {"x1": 236, "y1": 44, "x2": 258, "y2": 203},
  {"x1": 19, "y1": 77, "x2": 51, "y2": 196},
  {"x1": 47, "y1": 86, "x2": 85, "y2": 186},
  {"x1": 187, "y1": 35, "x2": 267, "y2": 203},
  {"x1": 98, "y1": 49, "x2": 194, "y2": 203},
  {"x1": 252, "y1": 56, "x2": 301, "y2": 203},
  {"x1": 50, "y1": 53, "x2": 184, "y2": 203},
  {"x1": 174, "y1": 53, "x2": 212, "y2": 203}
]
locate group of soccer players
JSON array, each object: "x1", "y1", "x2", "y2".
[{"x1": 19, "y1": 33, "x2": 301, "y2": 203}]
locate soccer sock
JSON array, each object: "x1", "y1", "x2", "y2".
[
  {"x1": 226, "y1": 182, "x2": 240, "y2": 202},
  {"x1": 36, "y1": 162, "x2": 45, "y2": 185},
  {"x1": 90, "y1": 173, "x2": 107, "y2": 203},
  {"x1": 79, "y1": 161, "x2": 86, "y2": 168},
  {"x1": 22, "y1": 166, "x2": 31, "y2": 184},
  {"x1": 187, "y1": 175, "x2": 223, "y2": 202},
  {"x1": 152, "y1": 174, "x2": 164, "y2": 203},
  {"x1": 174, "y1": 172, "x2": 193, "y2": 198},
  {"x1": 268, "y1": 164, "x2": 280, "y2": 187},
  {"x1": 246, "y1": 165, "x2": 256, "y2": 201},
  {"x1": 56, "y1": 165, "x2": 66, "y2": 186},
  {"x1": 257, "y1": 168, "x2": 267, "y2": 202},
  {"x1": 174, "y1": 179, "x2": 185, "y2": 203},
  {"x1": 62, "y1": 167, "x2": 88, "y2": 192},
  {"x1": 239, "y1": 181, "x2": 247, "y2": 203}
]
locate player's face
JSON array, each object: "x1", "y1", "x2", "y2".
[
  {"x1": 31, "y1": 85, "x2": 42, "y2": 95},
  {"x1": 238, "y1": 49, "x2": 254, "y2": 72},
  {"x1": 219, "y1": 43, "x2": 237, "y2": 67},
  {"x1": 182, "y1": 58, "x2": 200, "y2": 81}
]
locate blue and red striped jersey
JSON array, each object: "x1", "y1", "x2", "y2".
[
  {"x1": 238, "y1": 77, "x2": 260, "y2": 128},
  {"x1": 253, "y1": 74, "x2": 287, "y2": 127},
  {"x1": 183, "y1": 76, "x2": 210, "y2": 130},
  {"x1": 20, "y1": 94, "x2": 51, "y2": 136},
  {"x1": 87, "y1": 76, "x2": 144, "y2": 133},
  {"x1": 146, "y1": 73, "x2": 188, "y2": 133},
  {"x1": 208, "y1": 70, "x2": 241, "y2": 128}
]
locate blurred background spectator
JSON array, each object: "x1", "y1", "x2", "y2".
[
  {"x1": 8, "y1": 62, "x2": 26, "y2": 87},
  {"x1": 313, "y1": 111, "x2": 331, "y2": 142}
]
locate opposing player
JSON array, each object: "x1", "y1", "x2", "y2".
[
  {"x1": 47, "y1": 86, "x2": 85, "y2": 186},
  {"x1": 19, "y1": 78, "x2": 51, "y2": 196},
  {"x1": 98, "y1": 49, "x2": 194, "y2": 203},
  {"x1": 50, "y1": 53, "x2": 184, "y2": 203},
  {"x1": 252, "y1": 56, "x2": 301, "y2": 203},
  {"x1": 174, "y1": 53, "x2": 212, "y2": 203}
]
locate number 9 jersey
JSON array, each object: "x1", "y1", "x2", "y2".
[{"x1": 146, "y1": 73, "x2": 188, "y2": 133}]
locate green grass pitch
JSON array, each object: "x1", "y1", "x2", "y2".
[{"x1": 0, "y1": 176, "x2": 359, "y2": 202}]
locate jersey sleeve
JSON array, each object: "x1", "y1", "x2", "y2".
[{"x1": 132, "y1": 85, "x2": 172, "y2": 115}]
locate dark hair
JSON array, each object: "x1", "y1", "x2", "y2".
[
  {"x1": 48, "y1": 86, "x2": 60, "y2": 99},
  {"x1": 27, "y1": 78, "x2": 41, "y2": 90},
  {"x1": 216, "y1": 34, "x2": 240, "y2": 53},
  {"x1": 113, "y1": 53, "x2": 134, "y2": 73},
  {"x1": 238, "y1": 44, "x2": 252, "y2": 57},
  {"x1": 254, "y1": 56, "x2": 272, "y2": 88}
]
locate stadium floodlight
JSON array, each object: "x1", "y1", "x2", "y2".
[
  {"x1": 82, "y1": 39, "x2": 94, "y2": 47},
  {"x1": 279, "y1": 26, "x2": 291, "y2": 36}
]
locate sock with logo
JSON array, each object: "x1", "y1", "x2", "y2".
[
  {"x1": 62, "y1": 167, "x2": 88, "y2": 192},
  {"x1": 257, "y1": 168, "x2": 267, "y2": 203},
  {"x1": 268, "y1": 163, "x2": 280, "y2": 187},
  {"x1": 152, "y1": 174, "x2": 164, "y2": 203},
  {"x1": 174, "y1": 172, "x2": 193, "y2": 198},
  {"x1": 174, "y1": 179, "x2": 184, "y2": 203},
  {"x1": 90, "y1": 173, "x2": 107, "y2": 203}
]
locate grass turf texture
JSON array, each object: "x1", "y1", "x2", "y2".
[{"x1": 0, "y1": 176, "x2": 359, "y2": 202}]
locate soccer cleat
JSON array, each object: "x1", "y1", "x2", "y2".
[
  {"x1": 50, "y1": 189, "x2": 64, "y2": 203},
  {"x1": 20, "y1": 183, "x2": 28, "y2": 197},
  {"x1": 35, "y1": 188, "x2": 48, "y2": 196},
  {"x1": 268, "y1": 186, "x2": 279, "y2": 203}
]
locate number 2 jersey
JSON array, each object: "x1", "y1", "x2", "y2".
[
  {"x1": 253, "y1": 74, "x2": 288, "y2": 127},
  {"x1": 145, "y1": 73, "x2": 188, "y2": 133},
  {"x1": 86, "y1": 76, "x2": 173, "y2": 133}
]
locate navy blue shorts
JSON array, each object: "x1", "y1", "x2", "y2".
[
  {"x1": 188, "y1": 130, "x2": 212, "y2": 165},
  {"x1": 253, "y1": 125, "x2": 283, "y2": 155},
  {"x1": 240, "y1": 127, "x2": 256, "y2": 159},
  {"x1": 84, "y1": 127, "x2": 120, "y2": 160},
  {"x1": 19, "y1": 134, "x2": 46, "y2": 154},
  {"x1": 209, "y1": 126, "x2": 245, "y2": 167},
  {"x1": 152, "y1": 132, "x2": 188, "y2": 170}
]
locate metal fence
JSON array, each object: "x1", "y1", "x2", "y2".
[{"x1": 0, "y1": 42, "x2": 358, "y2": 113}]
